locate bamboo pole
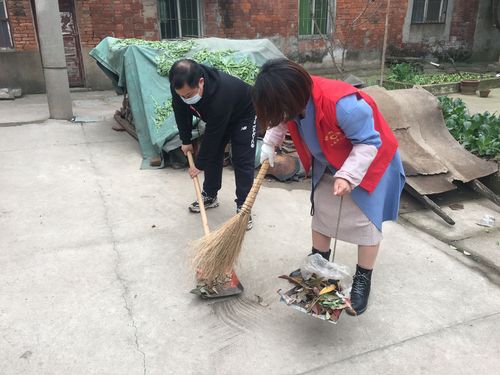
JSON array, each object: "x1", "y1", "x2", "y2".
[
  {"x1": 187, "y1": 151, "x2": 210, "y2": 236},
  {"x1": 379, "y1": 0, "x2": 391, "y2": 86}
]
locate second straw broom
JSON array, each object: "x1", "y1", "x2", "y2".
[{"x1": 193, "y1": 160, "x2": 270, "y2": 283}]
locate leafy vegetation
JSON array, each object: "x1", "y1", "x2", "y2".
[
  {"x1": 152, "y1": 97, "x2": 173, "y2": 131},
  {"x1": 112, "y1": 38, "x2": 196, "y2": 76},
  {"x1": 155, "y1": 40, "x2": 196, "y2": 76},
  {"x1": 155, "y1": 47, "x2": 259, "y2": 130},
  {"x1": 113, "y1": 38, "x2": 167, "y2": 49},
  {"x1": 387, "y1": 63, "x2": 492, "y2": 85},
  {"x1": 113, "y1": 38, "x2": 193, "y2": 52},
  {"x1": 112, "y1": 39, "x2": 260, "y2": 131},
  {"x1": 438, "y1": 96, "x2": 500, "y2": 159},
  {"x1": 191, "y1": 49, "x2": 259, "y2": 84}
]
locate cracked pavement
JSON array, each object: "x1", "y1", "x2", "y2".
[{"x1": 1, "y1": 92, "x2": 500, "y2": 374}]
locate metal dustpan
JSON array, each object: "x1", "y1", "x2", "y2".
[
  {"x1": 278, "y1": 287, "x2": 344, "y2": 324},
  {"x1": 277, "y1": 270, "x2": 351, "y2": 325},
  {"x1": 277, "y1": 244, "x2": 352, "y2": 325},
  {"x1": 191, "y1": 271, "x2": 244, "y2": 299}
]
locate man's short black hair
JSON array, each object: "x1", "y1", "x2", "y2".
[{"x1": 168, "y1": 59, "x2": 203, "y2": 89}]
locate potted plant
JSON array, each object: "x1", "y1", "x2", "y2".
[
  {"x1": 479, "y1": 89, "x2": 491, "y2": 98},
  {"x1": 460, "y1": 79, "x2": 480, "y2": 95}
]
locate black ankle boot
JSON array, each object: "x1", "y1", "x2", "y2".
[
  {"x1": 311, "y1": 247, "x2": 331, "y2": 261},
  {"x1": 289, "y1": 248, "x2": 332, "y2": 277},
  {"x1": 346, "y1": 265, "x2": 372, "y2": 316}
]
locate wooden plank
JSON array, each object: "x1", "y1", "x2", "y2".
[
  {"x1": 469, "y1": 179, "x2": 500, "y2": 207},
  {"x1": 404, "y1": 184, "x2": 456, "y2": 225},
  {"x1": 113, "y1": 112, "x2": 138, "y2": 140},
  {"x1": 59, "y1": 0, "x2": 84, "y2": 87}
]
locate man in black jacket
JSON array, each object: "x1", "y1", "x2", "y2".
[{"x1": 169, "y1": 59, "x2": 256, "y2": 229}]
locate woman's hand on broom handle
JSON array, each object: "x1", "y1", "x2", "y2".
[
  {"x1": 333, "y1": 177, "x2": 352, "y2": 196},
  {"x1": 260, "y1": 142, "x2": 276, "y2": 167}
]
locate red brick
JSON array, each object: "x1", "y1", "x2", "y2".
[{"x1": 5, "y1": 0, "x2": 480, "y2": 60}]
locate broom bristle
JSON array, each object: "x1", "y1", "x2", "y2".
[{"x1": 192, "y1": 212, "x2": 250, "y2": 283}]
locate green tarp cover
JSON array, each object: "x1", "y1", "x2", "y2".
[{"x1": 89, "y1": 37, "x2": 285, "y2": 169}]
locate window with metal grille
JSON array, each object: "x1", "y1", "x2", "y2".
[
  {"x1": 298, "y1": 0, "x2": 329, "y2": 36},
  {"x1": 158, "y1": 0, "x2": 200, "y2": 39},
  {"x1": 411, "y1": 0, "x2": 448, "y2": 23},
  {"x1": 0, "y1": 0, "x2": 13, "y2": 49}
]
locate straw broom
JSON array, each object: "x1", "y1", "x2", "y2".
[{"x1": 193, "y1": 160, "x2": 270, "y2": 283}]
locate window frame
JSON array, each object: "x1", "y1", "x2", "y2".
[
  {"x1": 158, "y1": 0, "x2": 202, "y2": 40},
  {"x1": 298, "y1": 0, "x2": 331, "y2": 37},
  {"x1": 411, "y1": 0, "x2": 448, "y2": 24},
  {"x1": 0, "y1": 0, "x2": 14, "y2": 50}
]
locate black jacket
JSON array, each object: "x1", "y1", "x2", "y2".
[{"x1": 171, "y1": 65, "x2": 255, "y2": 170}]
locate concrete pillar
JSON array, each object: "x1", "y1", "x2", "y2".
[{"x1": 33, "y1": 0, "x2": 73, "y2": 120}]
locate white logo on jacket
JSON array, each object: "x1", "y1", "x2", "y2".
[{"x1": 250, "y1": 116, "x2": 257, "y2": 148}]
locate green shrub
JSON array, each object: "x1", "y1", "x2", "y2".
[
  {"x1": 387, "y1": 63, "x2": 418, "y2": 83},
  {"x1": 438, "y1": 96, "x2": 500, "y2": 159},
  {"x1": 387, "y1": 63, "x2": 491, "y2": 85}
]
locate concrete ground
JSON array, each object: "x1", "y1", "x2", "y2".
[
  {"x1": 0, "y1": 90, "x2": 123, "y2": 125},
  {"x1": 1, "y1": 92, "x2": 500, "y2": 375},
  {"x1": 448, "y1": 87, "x2": 500, "y2": 114}
]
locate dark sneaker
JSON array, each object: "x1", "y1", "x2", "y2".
[
  {"x1": 346, "y1": 265, "x2": 373, "y2": 316},
  {"x1": 189, "y1": 191, "x2": 219, "y2": 213},
  {"x1": 237, "y1": 206, "x2": 253, "y2": 230}
]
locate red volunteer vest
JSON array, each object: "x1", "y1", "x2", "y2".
[{"x1": 288, "y1": 77, "x2": 398, "y2": 193}]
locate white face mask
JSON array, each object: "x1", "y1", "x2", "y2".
[{"x1": 181, "y1": 91, "x2": 202, "y2": 105}]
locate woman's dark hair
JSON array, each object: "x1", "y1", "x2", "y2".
[
  {"x1": 252, "y1": 58, "x2": 312, "y2": 130},
  {"x1": 168, "y1": 59, "x2": 203, "y2": 89}
]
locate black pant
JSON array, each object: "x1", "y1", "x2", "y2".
[{"x1": 202, "y1": 116, "x2": 257, "y2": 207}]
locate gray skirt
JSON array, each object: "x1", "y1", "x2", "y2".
[{"x1": 311, "y1": 173, "x2": 382, "y2": 246}]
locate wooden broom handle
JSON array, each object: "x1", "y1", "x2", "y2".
[
  {"x1": 240, "y1": 160, "x2": 270, "y2": 214},
  {"x1": 187, "y1": 151, "x2": 210, "y2": 236}
]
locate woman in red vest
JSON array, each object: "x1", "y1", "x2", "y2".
[{"x1": 253, "y1": 59, "x2": 405, "y2": 315}]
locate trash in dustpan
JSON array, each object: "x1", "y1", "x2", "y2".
[
  {"x1": 277, "y1": 254, "x2": 353, "y2": 324},
  {"x1": 190, "y1": 271, "x2": 244, "y2": 299}
]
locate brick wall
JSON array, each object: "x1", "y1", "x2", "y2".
[
  {"x1": 5, "y1": 0, "x2": 38, "y2": 51},
  {"x1": 395, "y1": 0, "x2": 482, "y2": 57},
  {"x1": 336, "y1": 0, "x2": 384, "y2": 50},
  {"x1": 204, "y1": 0, "x2": 407, "y2": 61},
  {"x1": 204, "y1": 0, "x2": 299, "y2": 53},
  {"x1": 4, "y1": 0, "x2": 159, "y2": 51},
  {"x1": 387, "y1": 0, "x2": 408, "y2": 48},
  {"x1": 203, "y1": 0, "x2": 483, "y2": 62},
  {"x1": 449, "y1": 0, "x2": 480, "y2": 48},
  {"x1": 3, "y1": 0, "x2": 485, "y2": 67},
  {"x1": 76, "y1": 0, "x2": 159, "y2": 48}
]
